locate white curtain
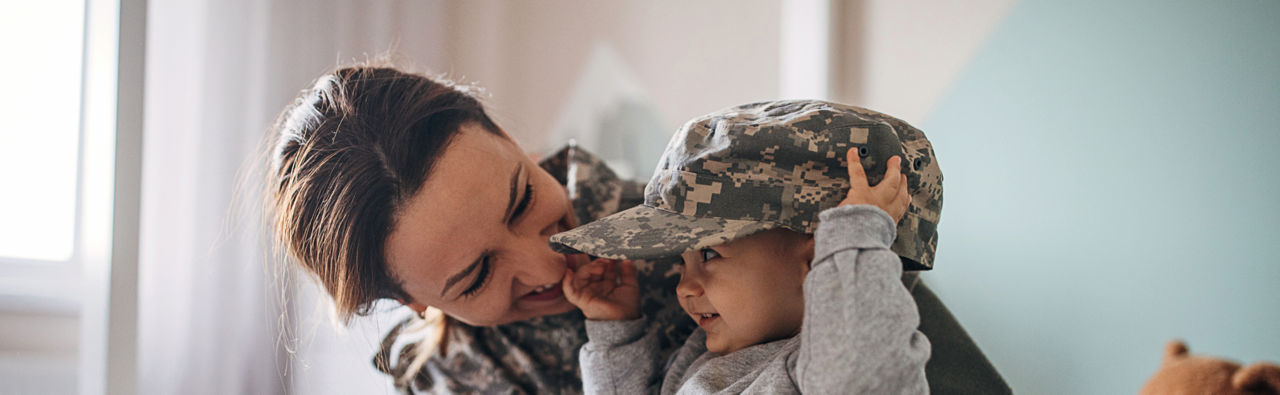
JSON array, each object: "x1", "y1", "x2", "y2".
[{"x1": 138, "y1": 1, "x2": 445, "y2": 394}]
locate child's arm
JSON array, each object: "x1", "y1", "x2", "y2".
[
  {"x1": 795, "y1": 153, "x2": 930, "y2": 394},
  {"x1": 563, "y1": 259, "x2": 662, "y2": 394}
]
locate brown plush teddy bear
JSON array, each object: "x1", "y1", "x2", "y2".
[{"x1": 1140, "y1": 340, "x2": 1280, "y2": 395}]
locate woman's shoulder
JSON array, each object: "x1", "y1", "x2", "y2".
[{"x1": 538, "y1": 143, "x2": 646, "y2": 223}]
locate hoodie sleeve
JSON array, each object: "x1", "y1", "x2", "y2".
[
  {"x1": 580, "y1": 318, "x2": 663, "y2": 395},
  {"x1": 795, "y1": 205, "x2": 931, "y2": 394}
]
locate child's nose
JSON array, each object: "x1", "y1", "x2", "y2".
[{"x1": 676, "y1": 273, "x2": 703, "y2": 298}]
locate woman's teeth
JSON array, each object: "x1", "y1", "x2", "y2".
[
  {"x1": 521, "y1": 283, "x2": 564, "y2": 302},
  {"x1": 700, "y1": 313, "x2": 718, "y2": 319}
]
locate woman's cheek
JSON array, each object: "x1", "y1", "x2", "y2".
[{"x1": 446, "y1": 286, "x2": 513, "y2": 326}]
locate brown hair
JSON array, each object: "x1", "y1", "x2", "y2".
[{"x1": 267, "y1": 66, "x2": 500, "y2": 322}]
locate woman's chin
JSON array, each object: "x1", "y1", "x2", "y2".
[{"x1": 541, "y1": 298, "x2": 577, "y2": 316}]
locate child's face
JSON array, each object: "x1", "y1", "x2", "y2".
[{"x1": 677, "y1": 228, "x2": 814, "y2": 355}]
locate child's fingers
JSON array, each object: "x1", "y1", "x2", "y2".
[
  {"x1": 891, "y1": 174, "x2": 911, "y2": 221},
  {"x1": 904, "y1": 175, "x2": 912, "y2": 200},
  {"x1": 896, "y1": 176, "x2": 911, "y2": 220},
  {"x1": 565, "y1": 253, "x2": 588, "y2": 270},
  {"x1": 901, "y1": 174, "x2": 910, "y2": 200},
  {"x1": 562, "y1": 266, "x2": 583, "y2": 302},
  {"x1": 879, "y1": 156, "x2": 903, "y2": 189},
  {"x1": 619, "y1": 260, "x2": 638, "y2": 288},
  {"x1": 587, "y1": 259, "x2": 606, "y2": 283},
  {"x1": 602, "y1": 259, "x2": 617, "y2": 281},
  {"x1": 573, "y1": 260, "x2": 599, "y2": 290},
  {"x1": 871, "y1": 157, "x2": 904, "y2": 201},
  {"x1": 893, "y1": 173, "x2": 909, "y2": 202},
  {"x1": 846, "y1": 147, "x2": 869, "y2": 191}
]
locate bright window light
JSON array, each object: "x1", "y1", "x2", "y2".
[{"x1": 0, "y1": 2, "x2": 86, "y2": 262}]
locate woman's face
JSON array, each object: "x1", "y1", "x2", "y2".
[{"x1": 384, "y1": 123, "x2": 580, "y2": 326}]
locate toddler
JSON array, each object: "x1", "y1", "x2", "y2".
[{"x1": 551, "y1": 100, "x2": 941, "y2": 394}]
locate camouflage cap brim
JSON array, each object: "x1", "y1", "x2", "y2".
[{"x1": 548, "y1": 204, "x2": 777, "y2": 260}]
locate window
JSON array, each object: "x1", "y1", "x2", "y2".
[
  {"x1": 0, "y1": 0, "x2": 141, "y2": 393},
  {"x1": 0, "y1": 2, "x2": 85, "y2": 263},
  {"x1": 0, "y1": 1, "x2": 91, "y2": 317}
]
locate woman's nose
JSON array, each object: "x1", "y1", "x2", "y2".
[
  {"x1": 507, "y1": 234, "x2": 565, "y2": 286},
  {"x1": 539, "y1": 214, "x2": 564, "y2": 237}
]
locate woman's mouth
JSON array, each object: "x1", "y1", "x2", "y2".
[
  {"x1": 521, "y1": 283, "x2": 564, "y2": 302},
  {"x1": 696, "y1": 313, "x2": 720, "y2": 327}
]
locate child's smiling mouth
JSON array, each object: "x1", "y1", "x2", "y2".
[{"x1": 694, "y1": 312, "x2": 720, "y2": 327}]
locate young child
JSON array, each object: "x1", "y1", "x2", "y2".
[{"x1": 549, "y1": 100, "x2": 942, "y2": 394}]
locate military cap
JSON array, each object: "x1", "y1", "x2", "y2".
[{"x1": 549, "y1": 100, "x2": 943, "y2": 270}]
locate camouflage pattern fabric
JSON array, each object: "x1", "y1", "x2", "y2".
[
  {"x1": 374, "y1": 144, "x2": 695, "y2": 394},
  {"x1": 549, "y1": 100, "x2": 943, "y2": 270}
]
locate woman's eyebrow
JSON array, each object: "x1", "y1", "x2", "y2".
[
  {"x1": 442, "y1": 255, "x2": 483, "y2": 298},
  {"x1": 502, "y1": 162, "x2": 523, "y2": 223}
]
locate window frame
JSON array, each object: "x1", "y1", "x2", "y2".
[{"x1": 0, "y1": 2, "x2": 92, "y2": 316}]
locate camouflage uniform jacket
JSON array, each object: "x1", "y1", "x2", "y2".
[
  {"x1": 375, "y1": 144, "x2": 1011, "y2": 394},
  {"x1": 375, "y1": 144, "x2": 697, "y2": 394}
]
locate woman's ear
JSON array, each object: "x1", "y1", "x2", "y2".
[{"x1": 397, "y1": 298, "x2": 430, "y2": 315}]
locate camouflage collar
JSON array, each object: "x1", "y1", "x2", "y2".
[{"x1": 538, "y1": 142, "x2": 625, "y2": 226}]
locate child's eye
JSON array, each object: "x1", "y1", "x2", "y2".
[{"x1": 699, "y1": 248, "x2": 721, "y2": 262}]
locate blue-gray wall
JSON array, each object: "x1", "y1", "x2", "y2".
[{"x1": 921, "y1": 0, "x2": 1280, "y2": 393}]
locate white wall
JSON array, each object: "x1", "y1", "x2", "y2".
[
  {"x1": 442, "y1": 0, "x2": 782, "y2": 153},
  {"x1": 789, "y1": 2, "x2": 1280, "y2": 392},
  {"x1": 833, "y1": 0, "x2": 1017, "y2": 125},
  {"x1": 920, "y1": 1, "x2": 1280, "y2": 393}
]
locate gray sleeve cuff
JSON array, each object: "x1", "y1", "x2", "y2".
[
  {"x1": 813, "y1": 205, "x2": 897, "y2": 263},
  {"x1": 584, "y1": 317, "x2": 650, "y2": 347}
]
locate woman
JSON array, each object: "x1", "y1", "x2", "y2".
[{"x1": 267, "y1": 65, "x2": 1008, "y2": 394}]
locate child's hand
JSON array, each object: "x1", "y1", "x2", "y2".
[
  {"x1": 841, "y1": 149, "x2": 911, "y2": 222},
  {"x1": 562, "y1": 258, "x2": 641, "y2": 321}
]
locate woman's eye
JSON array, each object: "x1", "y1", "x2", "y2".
[
  {"x1": 699, "y1": 248, "x2": 721, "y2": 262},
  {"x1": 460, "y1": 256, "x2": 492, "y2": 298},
  {"x1": 510, "y1": 182, "x2": 534, "y2": 221}
]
